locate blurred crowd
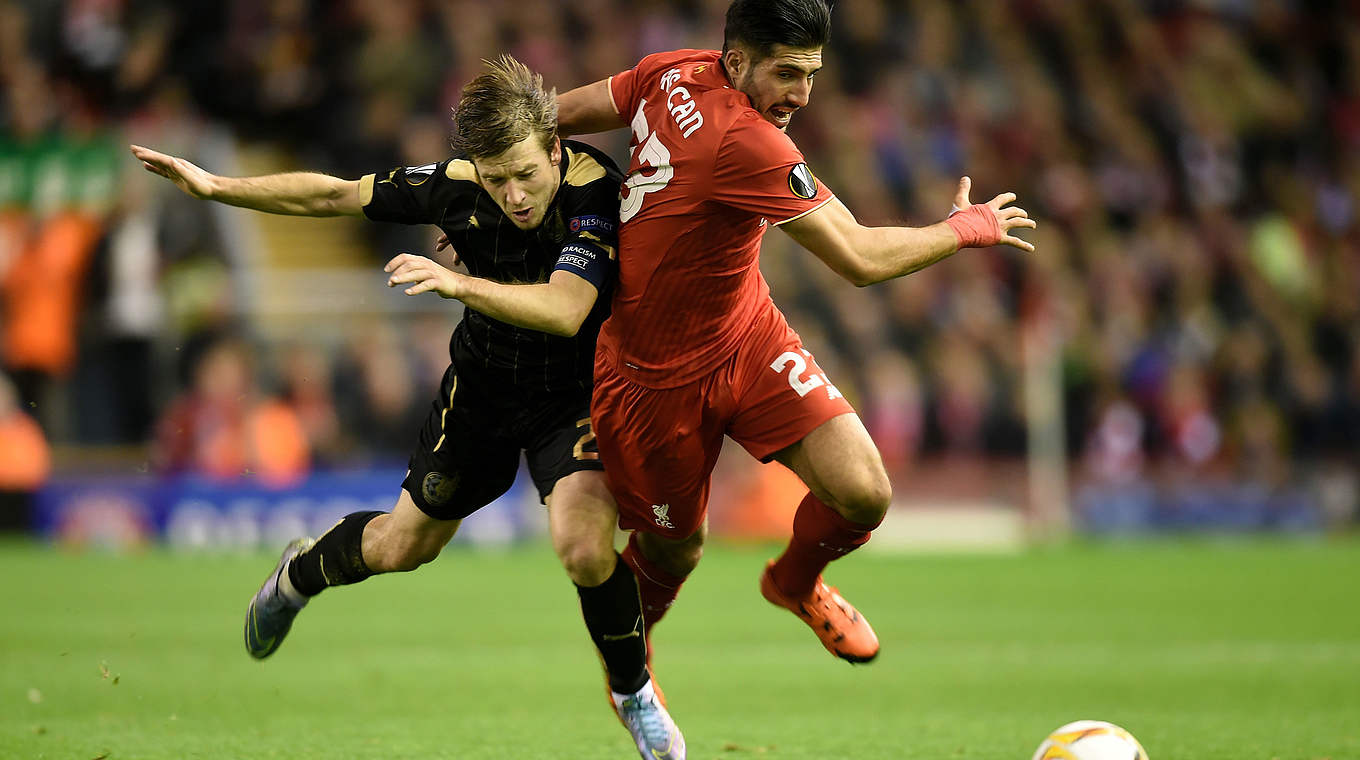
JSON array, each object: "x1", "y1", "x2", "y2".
[{"x1": 0, "y1": 0, "x2": 1357, "y2": 519}]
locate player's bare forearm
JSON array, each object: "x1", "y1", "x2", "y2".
[
  {"x1": 207, "y1": 172, "x2": 363, "y2": 217},
  {"x1": 386, "y1": 254, "x2": 597, "y2": 337},
  {"x1": 557, "y1": 80, "x2": 626, "y2": 137},
  {"x1": 457, "y1": 276, "x2": 596, "y2": 336},
  {"x1": 849, "y1": 223, "x2": 964, "y2": 285},
  {"x1": 130, "y1": 144, "x2": 361, "y2": 217},
  {"x1": 782, "y1": 199, "x2": 959, "y2": 286},
  {"x1": 782, "y1": 179, "x2": 1036, "y2": 287}
]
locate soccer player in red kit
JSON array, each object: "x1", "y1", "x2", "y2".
[{"x1": 558, "y1": 0, "x2": 1036, "y2": 663}]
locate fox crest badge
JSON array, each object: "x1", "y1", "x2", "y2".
[{"x1": 422, "y1": 471, "x2": 459, "y2": 506}]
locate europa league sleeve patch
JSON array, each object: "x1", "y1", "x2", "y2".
[
  {"x1": 788, "y1": 163, "x2": 818, "y2": 199},
  {"x1": 403, "y1": 163, "x2": 437, "y2": 186}
]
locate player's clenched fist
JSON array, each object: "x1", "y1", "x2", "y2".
[
  {"x1": 385, "y1": 253, "x2": 467, "y2": 299},
  {"x1": 945, "y1": 176, "x2": 1037, "y2": 252}
]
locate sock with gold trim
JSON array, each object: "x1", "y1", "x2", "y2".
[{"x1": 287, "y1": 511, "x2": 383, "y2": 597}]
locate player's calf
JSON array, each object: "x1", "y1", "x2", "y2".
[
  {"x1": 762, "y1": 493, "x2": 883, "y2": 663},
  {"x1": 622, "y1": 531, "x2": 698, "y2": 633},
  {"x1": 578, "y1": 553, "x2": 649, "y2": 695},
  {"x1": 288, "y1": 510, "x2": 384, "y2": 593},
  {"x1": 769, "y1": 493, "x2": 881, "y2": 596}
]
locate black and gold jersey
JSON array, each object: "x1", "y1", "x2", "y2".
[{"x1": 360, "y1": 140, "x2": 622, "y2": 396}]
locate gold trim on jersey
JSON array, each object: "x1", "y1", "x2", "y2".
[
  {"x1": 564, "y1": 148, "x2": 606, "y2": 187},
  {"x1": 358, "y1": 174, "x2": 375, "y2": 206},
  {"x1": 445, "y1": 159, "x2": 479, "y2": 183},
  {"x1": 578, "y1": 230, "x2": 617, "y2": 260},
  {"x1": 431, "y1": 375, "x2": 459, "y2": 453},
  {"x1": 772, "y1": 195, "x2": 836, "y2": 226}
]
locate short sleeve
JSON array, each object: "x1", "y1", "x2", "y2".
[
  {"x1": 710, "y1": 114, "x2": 835, "y2": 224},
  {"x1": 361, "y1": 159, "x2": 468, "y2": 225},
  {"x1": 609, "y1": 50, "x2": 711, "y2": 124},
  {"x1": 608, "y1": 70, "x2": 638, "y2": 121}
]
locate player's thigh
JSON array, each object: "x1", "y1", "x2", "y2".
[
  {"x1": 591, "y1": 361, "x2": 724, "y2": 540},
  {"x1": 727, "y1": 334, "x2": 888, "y2": 522},
  {"x1": 402, "y1": 364, "x2": 522, "y2": 520},
  {"x1": 523, "y1": 395, "x2": 619, "y2": 582},
  {"x1": 771, "y1": 412, "x2": 892, "y2": 524},
  {"x1": 727, "y1": 333, "x2": 856, "y2": 464}
]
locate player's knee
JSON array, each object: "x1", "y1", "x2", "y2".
[
  {"x1": 558, "y1": 539, "x2": 615, "y2": 587},
  {"x1": 639, "y1": 528, "x2": 705, "y2": 577},
  {"x1": 667, "y1": 541, "x2": 703, "y2": 576},
  {"x1": 836, "y1": 469, "x2": 892, "y2": 526}
]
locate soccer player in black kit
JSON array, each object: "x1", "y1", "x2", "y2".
[{"x1": 131, "y1": 56, "x2": 685, "y2": 759}]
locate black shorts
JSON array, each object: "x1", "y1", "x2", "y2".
[{"x1": 402, "y1": 362, "x2": 603, "y2": 520}]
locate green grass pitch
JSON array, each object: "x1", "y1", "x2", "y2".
[{"x1": 2, "y1": 536, "x2": 1357, "y2": 759}]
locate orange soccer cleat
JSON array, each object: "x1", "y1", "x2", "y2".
[{"x1": 760, "y1": 560, "x2": 880, "y2": 663}]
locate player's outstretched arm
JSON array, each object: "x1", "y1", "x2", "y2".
[
  {"x1": 129, "y1": 144, "x2": 364, "y2": 217},
  {"x1": 780, "y1": 176, "x2": 1036, "y2": 287},
  {"x1": 385, "y1": 253, "x2": 598, "y2": 337},
  {"x1": 557, "y1": 79, "x2": 626, "y2": 137}
]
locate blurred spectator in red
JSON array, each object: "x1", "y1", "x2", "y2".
[
  {"x1": 275, "y1": 341, "x2": 345, "y2": 467},
  {"x1": 153, "y1": 334, "x2": 309, "y2": 486}
]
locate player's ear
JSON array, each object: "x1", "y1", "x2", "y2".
[
  {"x1": 549, "y1": 137, "x2": 562, "y2": 166},
  {"x1": 722, "y1": 48, "x2": 745, "y2": 81}
]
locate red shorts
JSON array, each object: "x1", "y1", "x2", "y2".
[{"x1": 592, "y1": 304, "x2": 854, "y2": 539}]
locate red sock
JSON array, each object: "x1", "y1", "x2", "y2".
[
  {"x1": 769, "y1": 493, "x2": 881, "y2": 596},
  {"x1": 621, "y1": 532, "x2": 687, "y2": 635}
]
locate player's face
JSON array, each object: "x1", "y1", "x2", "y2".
[
  {"x1": 473, "y1": 135, "x2": 562, "y2": 230},
  {"x1": 731, "y1": 44, "x2": 822, "y2": 131}
]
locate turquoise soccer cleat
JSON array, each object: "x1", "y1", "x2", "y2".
[{"x1": 614, "y1": 678, "x2": 685, "y2": 760}]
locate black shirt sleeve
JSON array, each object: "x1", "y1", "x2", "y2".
[
  {"x1": 552, "y1": 151, "x2": 621, "y2": 292},
  {"x1": 361, "y1": 159, "x2": 473, "y2": 226}
]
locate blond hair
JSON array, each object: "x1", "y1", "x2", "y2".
[{"x1": 452, "y1": 54, "x2": 558, "y2": 159}]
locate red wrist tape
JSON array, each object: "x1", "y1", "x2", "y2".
[{"x1": 945, "y1": 204, "x2": 1003, "y2": 248}]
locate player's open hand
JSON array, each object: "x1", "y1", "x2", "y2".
[
  {"x1": 385, "y1": 253, "x2": 466, "y2": 299},
  {"x1": 129, "y1": 144, "x2": 217, "y2": 199},
  {"x1": 948, "y1": 176, "x2": 1036, "y2": 252}
]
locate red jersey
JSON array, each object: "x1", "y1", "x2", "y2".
[{"x1": 599, "y1": 49, "x2": 835, "y2": 389}]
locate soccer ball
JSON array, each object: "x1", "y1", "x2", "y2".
[{"x1": 1031, "y1": 720, "x2": 1148, "y2": 760}]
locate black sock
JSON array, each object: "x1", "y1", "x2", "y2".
[
  {"x1": 577, "y1": 554, "x2": 649, "y2": 695},
  {"x1": 288, "y1": 511, "x2": 383, "y2": 597}
]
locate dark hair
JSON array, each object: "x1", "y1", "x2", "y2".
[
  {"x1": 452, "y1": 54, "x2": 557, "y2": 159},
  {"x1": 722, "y1": 0, "x2": 832, "y2": 60}
]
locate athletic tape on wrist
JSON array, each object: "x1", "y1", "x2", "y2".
[{"x1": 944, "y1": 203, "x2": 1003, "y2": 249}]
